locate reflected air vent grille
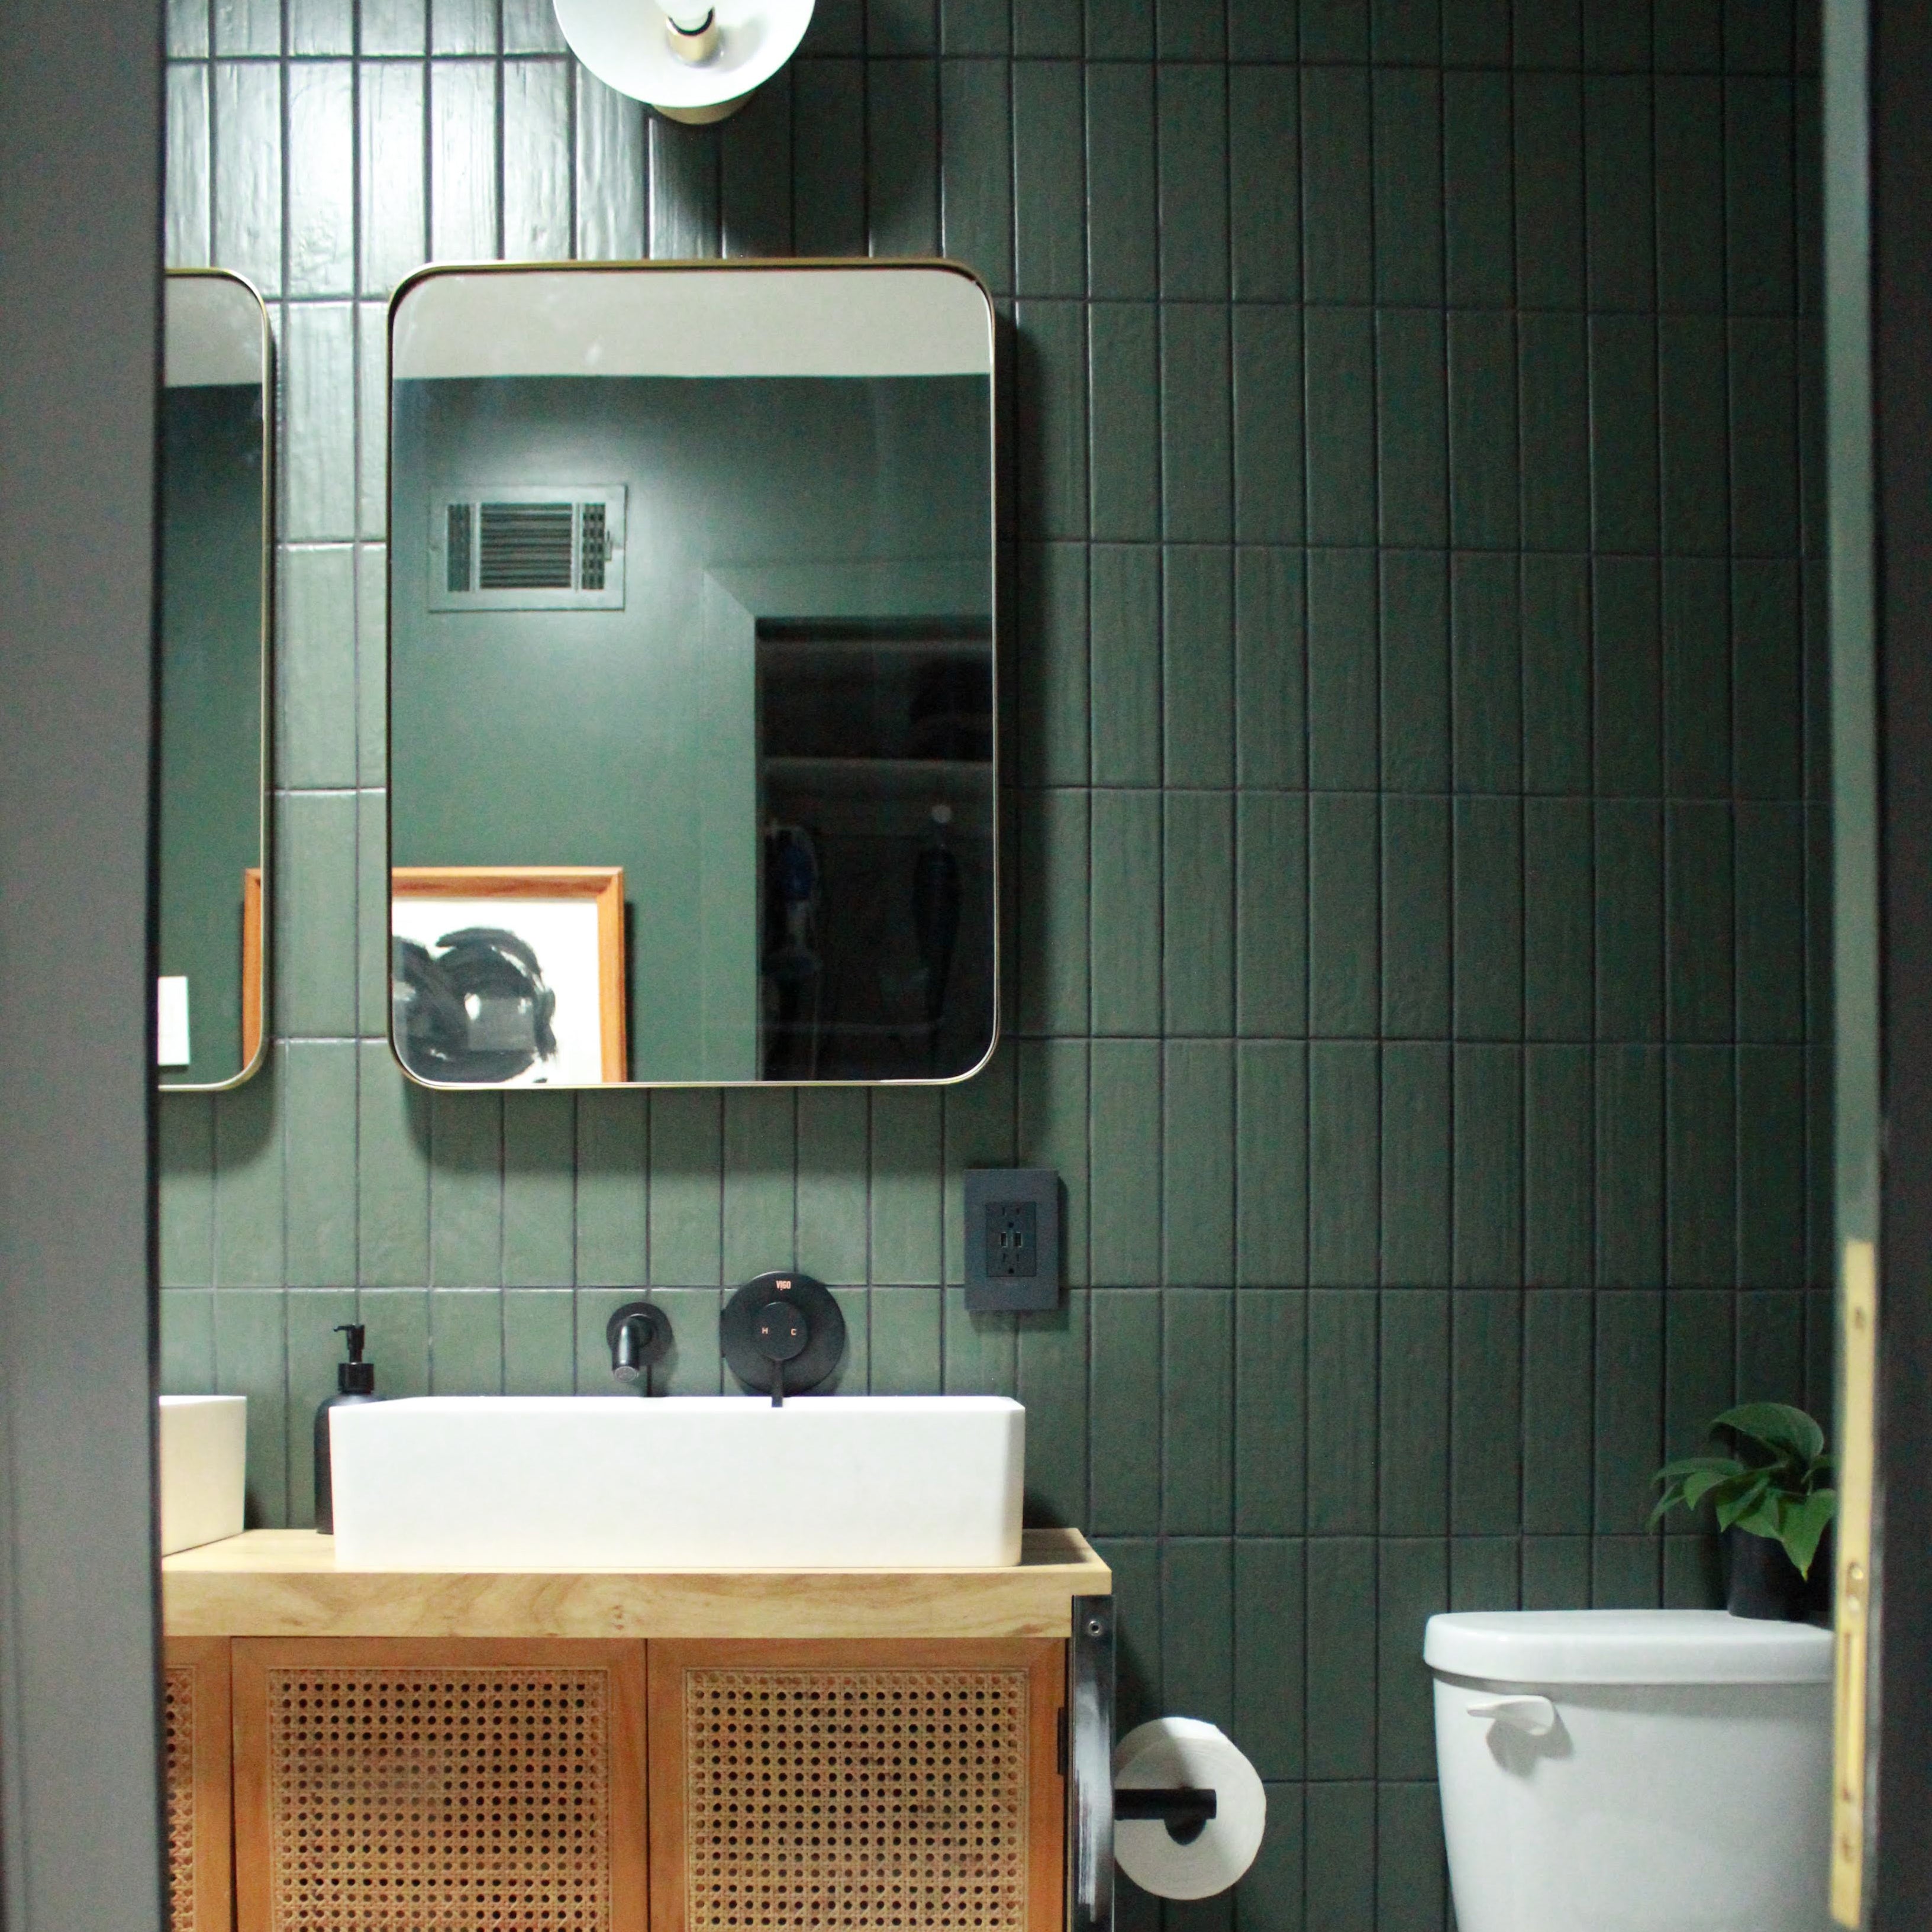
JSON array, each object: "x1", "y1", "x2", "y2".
[{"x1": 430, "y1": 485, "x2": 626, "y2": 611}]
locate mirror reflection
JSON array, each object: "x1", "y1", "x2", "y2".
[
  {"x1": 157, "y1": 270, "x2": 272, "y2": 1089},
  {"x1": 387, "y1": 264, "x2": 997, "y2": 1088}
]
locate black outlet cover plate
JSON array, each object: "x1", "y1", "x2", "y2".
[{"x1": 963, "y1": 1167, "x2": 1061, "y2": 1312}]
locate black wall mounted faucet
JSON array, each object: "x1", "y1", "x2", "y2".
[
  {"x1": 720, "y1": 1271, "x2": 844, "y2": 1405},
  {"x1": 605, "y1": 1300, "x2": 672, "y2": 1391}
]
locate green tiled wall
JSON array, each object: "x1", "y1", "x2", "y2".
[{"x1": 158, "y1": 2, "x2": 1828, "y2": 1926}]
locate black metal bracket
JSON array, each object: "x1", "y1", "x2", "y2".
[
  {"x1": 1067, "y1": 1595, "x2": 1115, "y2": 1932},
  {"x1": 1114, "y1": 1786, "x2": 1218, "y2": 1846}
]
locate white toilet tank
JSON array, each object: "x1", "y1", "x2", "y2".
[{"x1": 1426, "y1": 1611, "x2": 1833, "y2": 1932}]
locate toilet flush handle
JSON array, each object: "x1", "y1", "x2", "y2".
[{"x1": 1466, "y1": 1695, "x2": 1557, "y2": 1738}]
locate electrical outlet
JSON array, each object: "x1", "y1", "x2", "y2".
[{"x1": 963, "y1": 1168, "x2": 1060, "y2": 1312}]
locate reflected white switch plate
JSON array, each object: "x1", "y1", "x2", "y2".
[{"x1": 157, "y1": 976, "x2": 191, "y2": 1066}]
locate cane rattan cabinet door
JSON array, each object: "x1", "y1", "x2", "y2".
[
  {"x1": 649, "y1": 1639, "x2": 1065, "y2": 1932},
  {"x1": 231, "y1": 1638, "x2": 646, "y2": 1932},
  {"x1": 165, "y1": 1637, "x2": 234, "y2": 1932}
]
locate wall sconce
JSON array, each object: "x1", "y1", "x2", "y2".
[{"x1": 552, "y1": 0, "x2": 815, "y2": 125}]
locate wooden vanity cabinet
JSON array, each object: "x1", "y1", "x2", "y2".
[{"x1": 163, "y1": 1638, "x2": 234, "y2": 1932}]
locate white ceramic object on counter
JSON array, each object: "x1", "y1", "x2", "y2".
[
  {"x1": 157, "y1": 1395, "x2": 247, "y2": 1554},
  {"x1": 328, "y1": 1394, "x2": 1025, "y2": 1570},
  {"x1": 1428, "y1": 1610, "x2": 1833, "y2": 1932}
]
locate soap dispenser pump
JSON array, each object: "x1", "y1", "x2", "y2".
[{"x1": 313, "y1": 1323, "x2": 379, "y2": 1535}]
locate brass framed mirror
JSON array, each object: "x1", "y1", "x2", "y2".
[
  {"x1": 157, "y1": 269, "x2": 273, "y2": 1090},
  {"x1": 386, "y1": 260, "x2": 997, "y2": 1089}
]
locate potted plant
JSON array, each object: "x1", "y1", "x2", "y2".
[{"x1": 1652, "y1": 1402, "x2": 1836, "y2": 1620}]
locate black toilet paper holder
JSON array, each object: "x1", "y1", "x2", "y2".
[{"x1": 1114, "y1": 1786, "x2": 1219, "y2": 1846}]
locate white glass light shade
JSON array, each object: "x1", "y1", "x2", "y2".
[{"x1": 551, "y1": 0, "x2": 815, "y2": 124}]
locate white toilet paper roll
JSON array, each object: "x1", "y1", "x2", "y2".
[{"x1": 1112, "y1": 1717, "x2": 1268, "y2": 1900}]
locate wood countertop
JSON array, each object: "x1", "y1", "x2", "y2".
[{"x1": 163, "y1": 1527, "x2": 1111, "y2": 1641}]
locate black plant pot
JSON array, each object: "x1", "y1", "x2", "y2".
[{"x1": 1724, "y1": 1525, "x2": 1830, "y2": 1621}]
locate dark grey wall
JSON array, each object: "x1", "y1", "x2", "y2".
[{"x1": 0, "y1": 2, "x2": 165, "y2": 1930}]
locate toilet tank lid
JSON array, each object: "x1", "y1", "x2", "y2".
[{"x1": 1424, "y1": 1610, "x2": 1834, "y2": 1685}]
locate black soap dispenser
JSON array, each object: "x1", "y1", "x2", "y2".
[{"x1": 313, "y1": 1323, "x2": 379, "y2": 1535}]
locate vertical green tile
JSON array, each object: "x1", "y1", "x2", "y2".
[
  {"x1": 1018, "y1": 1292, "x2": 1087, "y2": 1525},
  {"x1": 1092, "y1": 791, "x2": 1163, "y2": 1035},
  {"x1": 1165, "y1": 546, "x2": 1235, "y2": 784},
  {"x1": 160, "y1": 1095, "x2": 216, "y2": 1288},
  {"x1": 1158, "y1": 0, "x2": 1227, "y2": 58},
  {"x1": 1237, "y1": 1289, "x2": 1307, "y2": 1529},
  {"x1": 1666, "y1": 802, "x2": 1734, "y2": 1042},
  {"x1": 1234, "y1": 1540, "x2": 1305, "y2": 1777},
  {"x1": 1451, "y1": 1535, "x2": 1520, "y2": 1610},
  {"x1": 1237, "y1": 549, "x2": 1307, "y2": 791},
  {"x1": 1663, "y1": 1534, "x2": 1723, "y2": 1610},
  {"x1": 1304, "y1": 1536, "x2": 1376, "y2": 1774},
  {"x1": 1442, "y1": 0, "x2": 1508, "y2": 63},
  {"x1": 1595, "y1": 1288, "x2": 1664, "y2": 1530},
  {"x1": 503, "y1": 1289, "x2": 575, "y2": 1394},
  {"x1": 1725, "y1": 76, "x2": 1794, "y2": 314},
  {"x1": 1582, "y1": 0, "x2": 1648, "y2": 69},
  {"x1": 1234, "y1": 308, "x2": 1305, "y2": 544},
  {"x1": 1302, "y1": 0, "x2": 1369, "y2": 60},
  {"x1": 1164, "y1": 1291, "x2": 1235, "y2": 1530},
  {"x1": 1379, "y1": 792, "x2": 1453, "y2": 1043},
  {"x1": 1309, "y1": 1044, "x2": 1380, "y2": 1286},
  {"x1": 1443, "y1": 71, "x2": 1513, "y2": 305},
  {"x1": 1086, "y1": 64, "x2": 1155, "y2": 299},
  {"x1": 1372, "y1": 0, "x2": 1439, "y2": 62},
  {"x1": 1453, "y1": 1289, "x2": 1523, "y2": 1530},
  {"x1": 1300, "y1": 67, "x2": 1373, "y2": 302},
  {"x1": 1090, "y1": 544, "x2": 1162, "y2": 779},
  {"x1": 1016, "y1": 540, "x2": 1091, "y2": 789},
  {"x1": 796, "y1": 1086, "x2": 867, "y2": 1282},
  {"x1": 215, "y1": 1289, "x2": 288, "y2": 1526},
  {"x1": 1378, "y1": 1783, "x2": 1446, "y2": 1932},
  {"x1": 1016, "y1": 1039, "x2": 1089, "y2": 1285},
  {"x1": 1596, "y1": 1047, "x2": 1663, "y2": 1286},
  {"x1": 1163, "y1": 1540, "x2": 1235, "y2": 1752},
  {"x1": 162, "y1": 1289, "x2": 217, "y2": 1392},
  {"x1": 1594, "y1": 559, "x2": 1661, "y2": 795},
  {"x1": 1307, "y1": 549, "x2": 1379, "y2": 788},
  {"x1": 359, "y1": 1287, "x2": 430, "y2": 1399},
  {"x1": 1161, "y1": 307, "x2": 1233, "y2": 543},
  {"x1": 1099, "y1": 1537, "x2": 1163, "y2": 1733},
  {"x1": 1307, "y1": 1290, "x2": 1378, "y2": 1527},
  {"x1": 1091, "y1": 1039, "x2": 1160, "y2": 1285},
  {"x1": 1664, "y1": 1286, "x2": 1733, "y2": 1458},
  {"x1": 1733, "y1": 560, "x2": 1802, "y2": 799},
  {"x1": 1663, "y1": 558, "x2": 1731, "y2": 796},
  {"x1": 791, "y1": 61, "x2": 862, "y2": 254},
  {"x1": 1303, "y1": 309, "x2": 1377, "y2": 547},
  {"x1": 1731, "y1": 320, "x2": 1799, "y2": 557},
  {"x1": 428, "y1": 1288, "x2": 502, "y2": 1393},
  {"x1": 285, "y1": 1042, "x2": 356, "y2": 1287},
  {"x1": 428, "y1": 1091, "x2": 501, "y2": 1287},
  {"x1": 1449, "y1": 312, "x2": 1519, "y2": 549},
  {"x1": 1089, "y1": 307, "x2": 1159, "y2": 541},
  {"x1": 1590, "y1": 318, "x2": 1660, "y2": 554},
  {"x1": 287, "y1": 1289, "x2": 359, "y2": 1526},
  {"x1": 1524, "y1": 799, "x2": 1594, "y2": 1038},
  {"x1": 1377, "y1": 1540, "x2": 1447, "y2": 1778},
  {"x1": 869, "y1": 1285, "x2": 944, "y2": 1391},
  {"x1": 502, "y1": 1092, "x2": 573, "y2": 1287},
  {"x1": 1230, "y1": 66, "x2": 1299, "y2": 301},
  {"x1": 720, "y1": 72, "x2": 792, "y2": 257},
  {"x1": 722, "y1": 1088, "x2": 795, "y2": 1281},
  {"x1": 1514, "y1": 0, "x2": 1579, "y2": 66},
  {"x1": 1523, "y1": 1288, "x2": 1595, "y2": 1530},
  {"x1": 1737, "y1": 1289, "x2": 1806, "y2": 1407},
  {"x1": 1593, "y1": 1536, "x2": 1660, "y2": 1606},
  {"x1": 1455, "y1": 1046, "x2": 1523, "y2": 1287},
  {"x1": 357, "y1": 1042, "x2": 428, "y2": 1286},
  {"x1": 1659, "y1": 320, "x2": 1730, "y2": 556},
  {"x1": 650, "y1": 1287, "x2": 724, "y2": 1394},
  {"x1": 1519, "y1": 314, "x2": 1592, "y2": 551},
  {"x1": 1454, "y1": 798, "x2": 1523, "y2": 1040},
  {"x1": 1655, "y1": 75, "x2": 1725, "y2": 312},
  {"x1": 1304, "y1": 1783, "x2": 1375, "y2": 1932},
  {"x1": 1736, "y1": 803, "x2": 1805, "y2": 1041},
  {"x1": 1514, "y1": 75, "x2": 1585, "y2": 308},
  {"x1": 1165, "y1": 1046, "x2": 1236, "y2": 1288},
  {"x1": 215, "y1": 1050, "x2": 284, "y2": 1286},
  {"x1": 1522, "y1": 1534, "x2": 1592, "y2": 1608},
  {"x1": 1380, "y1": 1046, "x2": 1450, "y2": 1286},
  {"x1": 1309, "y1": 795, "x2": 1380, "y2": 1038},
  {"x1": 1522, "y1": 555, "x2": 1591, "y2": 789},
  {"x1": 1237, "y1": 793, "x2": 1308, "y2": 1037},
  {"x1": 575, "y1": 1092, "x2": 646, "y2": 1285},
  {"x1": 1739, "y1": 1046, "x2": 1805, "y2": 1286},
  {"x1": 1525, "y1": 1047, "x2": 1593, "y2": 1288},
  {"x1": 1092, "y1": 1289, "x2": 1162, "y2": 1532},
  {"x1": 1165, "y1": 794, "x2": 1235, "y2": 1035},
  {"x1": 944, "y1": 1042, "x2": 1017, "y2": 1282},
  {"x1": 1013, "y1": 0, "x2": 1079, "y2": 55},
  {"x1": 1381, "y1": 550, "x2": 1449, "y2": 791},
  {"x1": 1016, "y1": 300, "x2": 1088, "y2": 541},
  {"x1": 649, "y1": 1088, "x2": 721, "y2": 1283},
  {"x1": 1596, "y1": 802, "x2": 1663, "y2": 1041},
  {"x1": 1158, "y1": 65, "x2": 1228, "y2": 301},
  {"x1": 869, "y1": 1089, "x2": 942, "y2": 1283},
  {"x1": 1453, "y1": 553, "x2": 1521, "y2": 792},
  {"x1": 355, "y1": 787, "x2": 388, "y2": 1037},
  {"x1": 868, "y1": 63, "x2": 939, "y2": 254},
  {"x1": 1376, "y1": 309, "x2": 1447, "y2": 547},
  {"x1": 942, "y1": 0, "x2": 1008, "y2": 51},
  {"x1": 1237, "y1": 1045, "x2": 1309, "y2": 1290},
  {"x1": 826, "y1": 1286, "x2": 869, "y2": 1394},
  {"x1": 1012, "y1": 784, "x2": 1089, "y2": 1036},
  {"x1": 1013, "y1": 60, "x2": 1085, "y2": 296},
  {"x1": 276, "y1": 791, "x2": 357, "y2": 1038},
  {"x1": 1379, "y1": 1289, "x2": 1449, "y2": 1530},
  {"x1": 1585, "y1": 75, "x2": 1655, "y2": 308},
  {"x1": 1373, "y1": 69, "x2": 1443, "y2": 304}
]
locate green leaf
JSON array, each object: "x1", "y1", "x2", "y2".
[
  {"x1": 1682, "y1": 1467, "x2": 1742, "y2": 1510},
  {"x1": 1654, "y1": 1456, "x2": 1744, "y2": 1484},
  {"x1": 1712, "y1": 1402, "x2": 1825, "y2": 1464},
  {"x1": 1781, "y1": 1489, "x2": 1838, "y2": 1579},
  {"x1": 1715, "y1": 1472, "x2": 1773, "y2": 1533},
  {"x1": 1731, "y1": 1495, "x2": 1785, "y2": 1541}
]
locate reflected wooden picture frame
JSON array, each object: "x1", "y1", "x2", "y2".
[
  {"x1": 390, "y1": 866, "x2": 628, "y2": 1086},
  {"x1": 241, "y1": 866, "x2": 263, "y2": 1071}
]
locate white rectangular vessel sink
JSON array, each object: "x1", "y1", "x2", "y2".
[
  {"x1": 328, "y1": 1394, "x2": 1025, "y2": 1570},
  {"x1": 158, "y1": 1395, "x2": 247, "y2": 1555}
]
